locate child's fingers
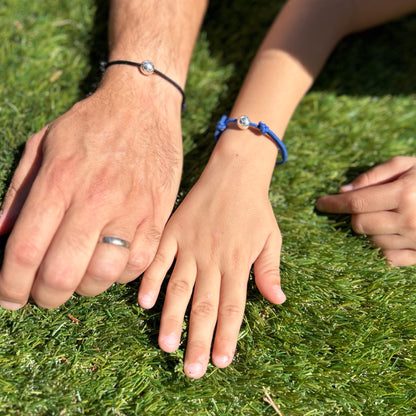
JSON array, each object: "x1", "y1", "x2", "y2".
[
  {"x1": 138, "y1": 234, "x2": 177, "y2": 308},
  {"x1": 254, "y1": 230, "x2": 286, "y2": 304},
  {"x1": 158, "y1": 256, "x2": 196, "y2": 353},
  {"x1": 340, "y1": 156, "x2": 415, "y2": 192},
  {"x1": 0, "y1": 128, "x2": 46, "y2": 234},
  {"x1": 316, "y1": 181, "x2": 400, "y2": 214},
  {"x1": 371, "y1": 234, "x2": 415, "y2": 250},
  {"x1": 383, "y1": 249, "x2": 416, "y2": 267},
  {"x1": 350, "y1": 211, "x2": 400, "y2": 235},
  {"x1": 211, "y1": 266, "x2": 249, "y2": 368},
  {"x1": 183, "y1": 266, "x2": 221, "y2": 379}
]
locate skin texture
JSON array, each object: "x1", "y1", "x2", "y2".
[
  {"x1": 139, "y1": 0, "x2": 416, "y2": 378},
  {"x1": 0, "y1": 0, "x2": 208, "y2": 310}
]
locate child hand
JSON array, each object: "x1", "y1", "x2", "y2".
[
  {"x1": 138, "y1": 149, "x2": 286, "y2": 378},
  {"x1": 316, "y1": 156, "x2": 416, "y2": 267}
]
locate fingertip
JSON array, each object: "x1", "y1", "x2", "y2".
[
  {"x1": 258, "y1": 283, "x2": 286, "y2": 305},
  {"x1": 271, "y1": 284, "x2": 287, "y2": 304},
  {"x1": 137, "y1": 290, "x2": 157, "y2": 309},
  {"x1": 184, "y1": 362, "x2": 206, "y2": 379},
  {"x1": 340, "y1": 184, "x2": 354, "y2": 193},
  {"x1": 315, "y1": 196, "x2": 328, "y2": 212},
  {"x1": 212, "y1": 352, "x2": 234, "y2": 369},
  {"x1": 158, "y1": 332, "x2": 180, "y2": 353},
  {"x1": 0, "y1": 300, "x2": 25, "y2": 310}
]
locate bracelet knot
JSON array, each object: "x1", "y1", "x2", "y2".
[{"x1": 214, "y1": 115, "x2": 288, "y2": 165}]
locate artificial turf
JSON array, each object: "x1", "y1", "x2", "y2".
[{"x1": 0, "y1": 1, "x2": 415, "y2": 415}]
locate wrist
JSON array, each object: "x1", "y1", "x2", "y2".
[
  {"x1": 97, "y1": 64, "x2": 183, "y2": 114},
  {"x1": 207, "y1": 129, "x2": 279, "y2": 190}
]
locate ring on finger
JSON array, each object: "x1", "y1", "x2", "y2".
[{"x1": 100, "y1": 236, "x2": 131, "y2": 249}]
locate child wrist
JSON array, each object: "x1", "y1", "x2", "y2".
[{"x1": 214, "y1": 115, "x2": 287, "y2": 165}]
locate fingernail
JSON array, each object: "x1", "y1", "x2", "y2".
[
  {"x1": 0, "y1": 301, "x2": 23, "y2": 310},
  {"x1": 161, "y1": 333, "x2": 179, "y2": 348},
  {"x1": 184, "y1": 362, "x2": 204, "y2": 378},
  {"x1": 138, "y1": 293, "x2": 154, "y2": 309},
  {"x1": 315, "y1": 198, "x2": 325, "y2": 211},
  {"x1": 340, "y1": 184, "x2": 354, "y2": 192},
  {"x1": 215, "y1": 355, "x2": 231, "y2": 366},
  {"x1": 272, "y1": 285, "x2": 286, "y2": 303}
]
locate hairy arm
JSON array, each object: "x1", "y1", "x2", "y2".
[{"x1": 0, "y1": 0, "x2": 207, "y2": 310}]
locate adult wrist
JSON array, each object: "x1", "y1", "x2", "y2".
[{"x1": 98, "y1": 63, "x2": 184, "y2": 112}]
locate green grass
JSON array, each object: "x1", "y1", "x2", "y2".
[{"x1": 1, "y1": 0, "x2": 416, "y2": 415}]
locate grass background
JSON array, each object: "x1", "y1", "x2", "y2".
[{"x1": 0, "y1": 0, "x2": 415, "y2": 415}]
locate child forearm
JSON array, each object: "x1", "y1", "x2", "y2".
[{"x1": 215, "y1": 0, "x2": 416, "y2": 170}]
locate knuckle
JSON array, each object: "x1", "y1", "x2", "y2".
[
  {"x1": 192, "y1": 301, "x2": 216, "y2": 318},
  {"x1": 127, "y1": 251, "x2": 151, "y2": 273},
  {"x1": 403, "y1": 215, "x2": 416, "y2": 232},
  {"x1": 168, "y1": 278, "x2": 192, "y2": 296},
  {"x1": 88, "y1": 258, "x2": 124, "y2": 283},
  {"x1": 348, "y1": 196, "x2": 367, "y2": 213},
  {"x1": 145, "y1": 226, "x2": 162, "y2": 245},
  {"x1": 258, "y1": 266, "x2": 280, "y2": 278},
  {"x1": 7, "y1": 238, "x2": 43, "y2": 268},
  {"x1": 42, "y1": 265, "x2": 77, "y2": 292},
  {"x1": 219, "y1": 303, "x2": 243, "y2": 318},
  {"x1": 400, "y1": 182, "x2": 416, "y2": 205},
  {"x1": 151, "y1": 250, "x2": 169, "y2": 267},
  {"x1": 351, "y1": 215, "x2": 365, "y2": 234}
]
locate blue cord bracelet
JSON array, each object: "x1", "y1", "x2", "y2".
[{"x1": 214, "y1": 115, "x2": 287, "y2": 165}]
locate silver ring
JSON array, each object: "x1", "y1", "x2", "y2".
[{"x1": 100, "y1": 236, "x2": 131, "y2": 249}]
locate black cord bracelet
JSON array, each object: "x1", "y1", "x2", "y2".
[{"x1": 104, "y1": 60, "x2": 186, "y2": 111}]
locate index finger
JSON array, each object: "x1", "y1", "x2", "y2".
[{"x1": 316, "y1": 181, "x2": 400, "y2": 214}]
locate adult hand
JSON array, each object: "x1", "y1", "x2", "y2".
[
  {"x1": 138, "y1": 143, "x2": 286, "y2": 378},
  {"x1": 316, "y1": 156, "x2": 416, "y2": 267},
  {"x1": 0, "y1": 68, "x2": 183, "y2": 309}
]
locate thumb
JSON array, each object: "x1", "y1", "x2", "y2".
[
  {"x1": 253, "y1": 229, "x2": 286, "y2": 304},
  {"x1": 340, "y1": 156, "x2": 413, "y2": 193},
  {"x1": 0, "y1": 127, "x2": 46, "y2": 234}
]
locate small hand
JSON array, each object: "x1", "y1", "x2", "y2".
[
  {"x1": 138, "y1": 147, "x2": 286, "y2": 378},
  {"x1": 316, "y1": 156, "x2": 416, "y2": 267},
  {"x1": 0, "y1": 69, "x2": 183, "y2": 309}
]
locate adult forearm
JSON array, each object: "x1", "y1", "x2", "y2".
[{"x1": 108, "y1": 0, "x2": 208, "y2": 87}]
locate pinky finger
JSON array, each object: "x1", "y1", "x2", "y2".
[{"x1": 383, "y1": 249, "x2": 416, "y2": 267}]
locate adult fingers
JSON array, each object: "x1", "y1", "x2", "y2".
[
  {"x1": 340, "y1": 157, "x2": 415, "y2": 192},
  {"x1": 158, "y1": 256, "x2": 196, "y2": 353},
  {"x1": 0, "y1": 169, "x2": 67, "y2": 310},
  {"x1": 138, "y1": 235, "x2": 177, "y2": 308},
  {"x1": 76, "y1": 216, "x2": 137, "y2": 296},
  {"x1": 253, "y1": 230, "x2": 286, "y2": 305},
  {"x1": 316, "y1": 181, "x2": 401, "y2": 214},
  {"x1": 117, "y1": 218, "x2": 164, "y2": 284},
  {"x1": 350, "y1": 211, "x2": 400, "y2": 235},
  {"x1": 0, "y1": 127, "x2": 47, "y2": 235},
  {"x1": 371, "y1": 234, "x2": 416, "y2": 250},
  {"x1": 183, "y1": 266, "x2": 221, "y2": 379},
  {"x1": 211, "y1": 266, "x2": 249, "y2": 369},
  {"x1": 383, "y1": 249, "x2": 416, "y2": 267},
  {"x1": 31, "y1": 202, "x2": 101, "y2": 308}
]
